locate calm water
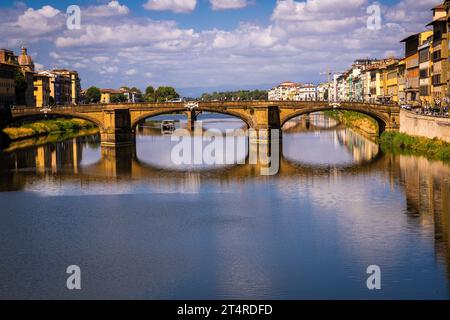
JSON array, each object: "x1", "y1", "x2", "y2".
[{"x1": 0, "y1": 113, "x2": 449, "y2": 299}]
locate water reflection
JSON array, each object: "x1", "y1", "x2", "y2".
[{"x1": 0, "y1": 113, "x2": 449, "y2": 299}]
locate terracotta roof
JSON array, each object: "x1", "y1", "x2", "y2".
[{"x1": 100, "y1": 89, "x2": 123, "y2": 94}]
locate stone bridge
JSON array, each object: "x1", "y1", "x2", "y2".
[{"x1": 1, "y1": 101, "x2": 400, "y2": 146}]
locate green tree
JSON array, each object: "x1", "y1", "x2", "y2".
[
  {"x1": 14, "y1": 69, "x2": 28, "y2": 105},
  {"x1": 131, "y1": 87, "x2": 141, "y2": 94},
  {"x1": 155, "y1": 86, "x2": 180, "y2": 102},
  {"x1": 85, "y1": 86, "x2": 101, "y2": 103},
  {"x1": 111, "y1": 93, "x2": 127, "y2": 103},
  {"x1": 145, "y1": 86, "x2": 155, "y2": 102}
]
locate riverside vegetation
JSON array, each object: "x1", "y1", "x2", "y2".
[
  {"x1": 325, "y1": 110, "x2": 450, "y2": 162},
  {"x1": 3, "y1": 118, "x2": 98, "y2": 141},
  {"x1": 380, "y1": 131, "x2": 450, "y2": 162}
]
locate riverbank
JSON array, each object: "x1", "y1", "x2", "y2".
[
  {"x1": 380, "y1": 131, "x2": 450, "y2": 162},
  {"x1": 324, "y1": 110, "x2": 378, "y2": 135},
  {"x1": 2, "y1": 128, "x2": 100, "y2": 153},
  {"x1": 2, "y1": 118, "x2": 98, "y2": 141}
]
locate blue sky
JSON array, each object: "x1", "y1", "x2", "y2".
[{"x1": 0, "y1": 0, "x2": 442, "y2": 96}]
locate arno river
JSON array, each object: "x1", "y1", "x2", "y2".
[{"x1": 0, "y1": 113, "x2": 449, "y2": 299}]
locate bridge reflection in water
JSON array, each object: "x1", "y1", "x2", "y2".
[{"x1": 0, "y1": 113, "x2": 449, "y2": 298}]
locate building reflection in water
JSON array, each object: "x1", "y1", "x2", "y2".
[{"x1": 398, "y1": 155, "x2": 450, "y2": 287}]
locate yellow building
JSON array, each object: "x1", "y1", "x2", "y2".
[
  {"x1": 33, "y1": 74, "x2": 51, "y2": 107},
  {"x1": 397, "y1": 59, "x2": 406, "y2": 103},
  {"x1": 418, "y1": 33, "x2": 433, "y2": 105},
  {"x1": 385, "y1": 59, "x2": 401, "y2": 103},
  {"x1": 100, "y1": 89, "x2": 124, "y2": 103}
]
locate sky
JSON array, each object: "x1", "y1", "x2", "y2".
[{"x1": 0, "y1": 0, "x2": 443, "y2": 96}]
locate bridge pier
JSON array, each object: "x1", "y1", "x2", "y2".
[
  {"x1": 186, "y1": 110, "x2": 199, "y2": 130},
  {"x1": 100, "y1": 109, "x2": 134, "y2": 147}
]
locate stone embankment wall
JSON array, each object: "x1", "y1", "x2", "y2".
[{"x1": 400, "y1": 110, "x2": 450, "y2": 143}]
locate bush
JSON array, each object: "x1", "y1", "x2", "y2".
[
  {"x1": 3, "y1": 118, "x2": 98, "y2": 141},
  {"x1": 380, "y1": 131, "x2": 450, "y2": 162}
]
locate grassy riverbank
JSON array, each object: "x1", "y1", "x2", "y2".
[
  {"x1": 380, "y1": 131, "x2": 450, "y2": 162},
  {"x1": 324, "y1": 110, "x2": 378, "y2": 135},
  {"x1": 3, "y1": 118, "x2": 98, "y2": 141}
]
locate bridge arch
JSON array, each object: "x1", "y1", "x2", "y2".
[
  {"x1": 280, "y1": 105, "x2": 390, "y2": 135},
  {"x1": 130, "y1": 107, "x2": 253, "y2": 130}
]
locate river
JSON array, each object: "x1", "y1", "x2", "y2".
[{"x1": 0, "y1": 113, "x2": 449, "y2": 299}]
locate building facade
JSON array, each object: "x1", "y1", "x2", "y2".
[
  {"x1": 0, "y1": 49, "x2": 17, "y2": 107},
  {"x1": 33, "y1": 74, "x2": 51, "y2": 108}
]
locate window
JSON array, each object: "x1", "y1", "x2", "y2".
[
  {"x1": 433, "y1": 50, "x2": 442, "y2": 61},
  {"x1": 432, "y1": 74, "x2": 441, "y2": 85},
  {"x1": 434, "y1": 30, "x2": 442, "y2": 41},
  {"x1": 420, "y1": 69, "x2": 428, "y2": 78}
]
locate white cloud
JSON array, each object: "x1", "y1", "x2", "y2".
[
  {"x1": 92, "y1": 56, "x2": 110, "y2": 63},
  {"x1": 55, "y1": 20, "x2": 196, "y2": 48},
  {"x1": 143, "y1": 0, "x2": 197, "y2": 13},
  {"x1": 3, "y1": 5, "x2": 64, "y2": 42},
  {"x1": 0, "y1": 0, "x2": 443, "y2": 93},
  {"x1": 85, "y1": 1, "x2": 130, "y2": 17},
  {"x1": 100, "y1": 66, "x2": 119, "y2": 74},
  {"x1": 210, "y1": 0, "x2": 248, "y2": 10},
  {"x1": 34, "y1": 62, "x2": 44, "y2": 71}
]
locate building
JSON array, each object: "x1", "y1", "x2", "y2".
[
  {"x1": 17, "y1": 46, "x2": 35, "y2": 107},
  {"x1": 120, "y1": 87, "x2": 143, "y2": 103},
  {"x1": 51, "y1": 69, "x2": 81, "y2": 105},
  {"x1": 33, "y1": 74, "x2": 51, "y2": 107},
  {"x1": 298, "y1": 84, "x2": 317, "y2": 101},
  {"x1": 0, "y1": 49, "x2": 18, "y2": 107},
  {"x1": 317, "y1": 82, "x2": 332, "y2": 101},
  {"x1": 268, "y1": 82, "x2": 301, "y2": 101},
  {"x1": 100, "y1": 89, "x2": 125, "y2": 103},
  {"x1": 38, "y1": 71, "x2": 66, "y2": 105},
  {"x1": 427, "y1": 3, "x2": 449, "y2": 102},
  {"x1": 418, "y1": 34, "x2": 433, "y2": 105},
  {"x1": 384, "y1": 59, "x2": 401, "y2": 103},
  {"x1": 397, "y1": 59, "x2": 406, "y2": 103}
]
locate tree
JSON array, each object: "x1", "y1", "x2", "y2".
[
  {"x1": 155, "y1": 86, "x2": 180, "y2": 102},
  {"x1": 131, "y1": 87, "x2": 141, "y2": 94},
  {"x1": 14, "y1": 69, "x2": 28, "y2": 105},
  {"x1": 111, "y1": 93, "x2": 127, "y2": 103},
  {"x1": 145, "y1": 86, "x2": 155, "y2": 102},
  {"x1": 85, "y1": 86, "x2": 101, "y2": 103}
]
